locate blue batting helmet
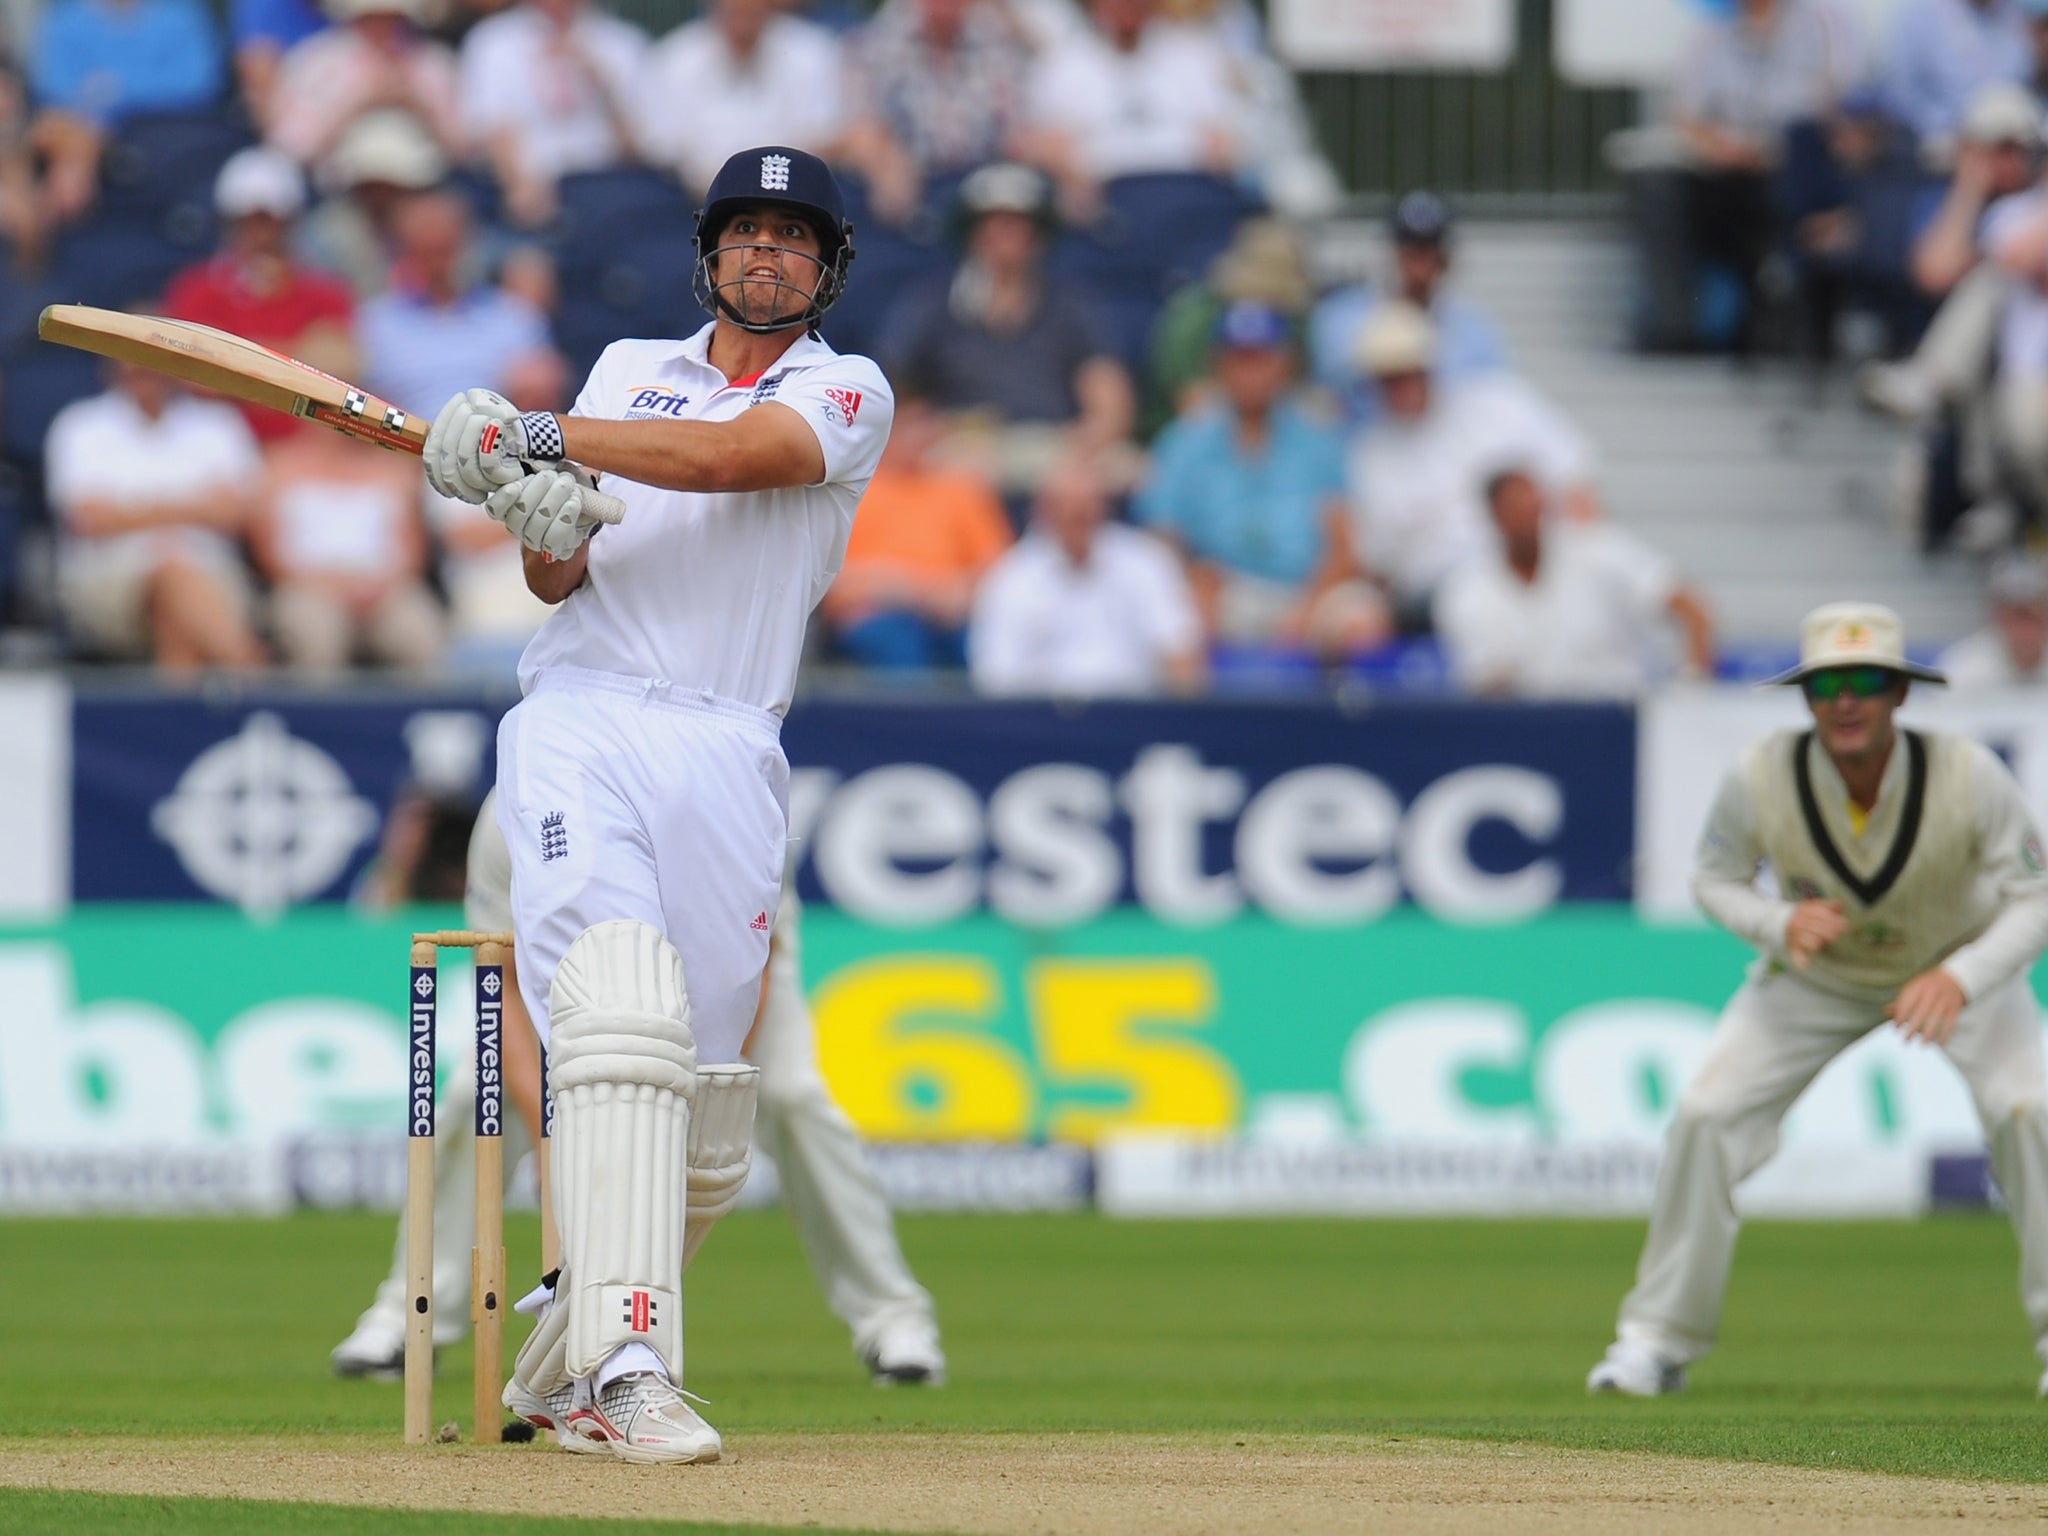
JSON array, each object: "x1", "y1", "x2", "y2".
[{"x1": 693, "y1": 145, "x2": 855, "y2": 334}]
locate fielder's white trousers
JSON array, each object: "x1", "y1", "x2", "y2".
[
  {"x1": 369, "y1": 1041, "x2": 535, "y2": 1334},
  {"x1": 1618, "y1": 968, "x2": 2048, "y2": 1365},
  {"x1": 496, "y1": 667, "x2": 788, "y2": 1065},
  {"x1": 756, "y1": 894, "x2": 938, "y2": 1355}
]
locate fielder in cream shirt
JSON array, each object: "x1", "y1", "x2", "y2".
[{"x1": 1588, "y1": 602, "x2": 2048, "y2": 1397}]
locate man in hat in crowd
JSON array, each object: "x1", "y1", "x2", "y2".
[
  {"x1": 164, "y1": 146, "x2": 355, "y2": 446},
  {"x1": 880, "y1": 160, "x2": 1134, "y2": 493},
  {"x1": 1588, "y1": 602, "x2": 2048, "y2": 1396},
  {"x1": 1308, "y1": 189, "x2": 1507, "y2": 427}
]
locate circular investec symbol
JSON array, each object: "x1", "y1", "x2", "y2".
[
  {"x1": 148, "y1": 713, "x2": 379, "y2": 917},
  {"x1": 414, "y1": 972, "x2": 435, "y2": 996},
  {"x1": 481, "y1": 970, "x2": 502, "y2": 996}
]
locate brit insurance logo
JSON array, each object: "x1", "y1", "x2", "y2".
[
  {"x1": 623, "y1": 383, "x2": 692, "y2": 420},
  {"x1": 150, "y1": 712, "x2": 380, "y2": 918}
]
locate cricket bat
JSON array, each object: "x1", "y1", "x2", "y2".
[{"x1": 36, "y1": 304, "x2": 627, "y2": 525}]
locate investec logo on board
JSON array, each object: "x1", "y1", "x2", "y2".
[
  {"x1": 475, "y1": 967, "x2": 503, "y2": 1137},
  {"x1": 623, "y1": 384, "x2": 692, "y2": 419},
  {"x1": 409, "y1": 967, "x2": 436, "y2": 1138}
]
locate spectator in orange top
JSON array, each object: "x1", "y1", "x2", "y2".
[
  {"x1": 163, "y1": 146, "x2": 355, "y2": 443},
  {"x1": 822, "y1": 372, "x2": 1014, "y2": 669}
]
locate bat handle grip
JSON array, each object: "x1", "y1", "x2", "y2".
[{"x1": 574, "y1": 473, "x2": 627, "y2": 525}]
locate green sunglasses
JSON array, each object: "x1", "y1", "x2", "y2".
[{"x1": 1801, "y1": 666, "x2": 1900, "y2": 701}]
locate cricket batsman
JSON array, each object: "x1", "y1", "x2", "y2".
[
  {"x1": 331, "y1": 797, "x2": 947, "y2": 1391},
  {"x1": 1589, "y1": 601, "x2": 2048, "y2": 1396},
  {"x1": 417, "y1": 145, "x2": 892, "y2": 1462}
]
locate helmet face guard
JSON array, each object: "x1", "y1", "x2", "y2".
[
  {"x1": 692, "y1": 219, "x2": 851, "y2": 334},
  {"x1": 692, "y1": 146, "x2": 855, "y2": 336}
]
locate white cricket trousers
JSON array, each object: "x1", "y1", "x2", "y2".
[
  {"x1": 756, "y1": 893, "x2": 939, "y2": 1355},
  {"x1": 1618, "y1": 968, "x2": 2048, "y2": 1364},
  {"x1": 496, "y1": 667, "x2": 788, "y2": 1065}
]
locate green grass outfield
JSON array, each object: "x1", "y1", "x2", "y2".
[{"x1": 2, "y1": 1211, "x2": 2043, "y2": 1532}]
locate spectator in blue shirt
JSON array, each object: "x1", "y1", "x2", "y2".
[
  {"x1": 1308, "y1": 191, "x2": 1507, "y2": 428},
  {"x1": 30, "y1": 0, "x2": 225, "y2": 221},
  {"x1": 1138, "y1": 301, "x2": 1389, "y2": 658},
  {"x1": 1886, "y1": 0, "x2": 2031, "y2": 153},
  {"x1": 356, "y1": 188, "x2": 562, "y2": 425}
]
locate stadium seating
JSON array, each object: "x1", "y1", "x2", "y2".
[
  {"x1": 1, "y1": 342, "x2": 99, "y2": 470},
  {"x1": 1047, "y1": 173, "x2": 1258, "y2": 373},
  {"x1": 549, "y1": 169, "x2": 701, "y2": 379},
  {"x1": 48, "y1": 214, "x2": 202, "y2": 311}
]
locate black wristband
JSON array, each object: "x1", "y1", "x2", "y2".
[{"x1": 519, "y1": 411, "x2": 565, "y2": 462}]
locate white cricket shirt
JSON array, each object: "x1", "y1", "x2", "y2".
[
  {"x1": 1346, "y1": 373, "x2": 1594, "y2": 608},
  {"x1": 458, "y1": 4, "x2": 651, "y2": 182},
  {"x1": 969, "y1": 523, "x2": 1200, "y2": 696},
  {"x1": 518, "y1": 324, "x2": 893, "y2": 715},
  {"x1": 1432, "y1": 521, "x2": 1679, "y2": 698}
]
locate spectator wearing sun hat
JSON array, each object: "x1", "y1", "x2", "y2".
[
  {"x1": 295, "y1": 108, "x2": 450, "y2": 299},
  {"x1": 1344, "y1": 302, "x2": 1599, "y2": 628},
  {"x1": 1146, "y1": 214, "x2": 1314, "y2": 434},
  {"x1": 1308, "y1": 190, "x2": 1508, "y2": 428},
  {"x1": 265, "y1": 0, "x2": 463, "y2": 186},
  {"x1": 1137, "y1": 299, "x2": 1389, "y2": 657},
  {"x1": 880, "y1": 160, "x2": 1136, "y2": 491},
  {"x1": 163, "y1": 146, "x2": 356, "y2": 443}
]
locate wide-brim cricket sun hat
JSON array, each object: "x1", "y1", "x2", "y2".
[{"x1": 1766, "y1": 601, "x2": 1947, "y2": 686}]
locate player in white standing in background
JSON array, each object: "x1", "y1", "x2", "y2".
[
  {"x1": 329, "y1": 794, "x2": 946, "y2": 1387},
  {"x1": 1588, "y1": 602, "x2": 2048, "y2": 1397},
  {"x1": 420, "y1": 144, "x2": 894, "y2": 1463}
]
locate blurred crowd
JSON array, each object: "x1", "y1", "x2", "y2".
[
  {"x1": 1617, "y1": 0, "x2": 2048, "y2": 590},
  {"x1": 33, "y1": 0, "x2": 2048, "y2": 700}
]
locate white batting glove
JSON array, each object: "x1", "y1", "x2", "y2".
[
  {"x1": 424, "y1": 389, "x2": 567, "y2": 503},
  {"x1": 486, "y1": 465, "x2": 602, "y2": 561}
]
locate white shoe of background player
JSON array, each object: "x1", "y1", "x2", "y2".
[
  {"x1": 567, "y1": 1372, "x2": 723, "y2": 1464},
  {"x1": 864, "y1": 1318, "x2": 947, "y2": 1386},
  {"x1": 1586, "y1": 1340, "x2": 1686, "y2": 1396},
  {"x1": 503, "y1": 1376, "x2": 600, "y2": 1452},
  {"x1": 330, "y1": 1291, "x2": 462, "y2": 1379}
]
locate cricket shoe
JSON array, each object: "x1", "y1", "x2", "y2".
[
  {"x1": 330, "y1": 1296, "x2": 462, "y2": 1379},
  {"x1": 566, "y1": 1373, "x2": 722, "y2": 1464},
  {"x1": 502, "y1": 1376, "x2": 600, "y2": 1452},
  {"x1": 1586, "y1": 1341, "x2": 1686, "y2": 1397},
  {"x1": 863, "y1": 1319, "x2": 947, "y2": 1386}
]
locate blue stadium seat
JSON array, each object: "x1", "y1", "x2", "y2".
[
  {"x1": 1050, "y1": 174, "x2": 1258, "y2": 306},
  {"x1": 0, "y1": 464, "x2": 24, "y2": 624},
  {"x1": 824, "y1": 222, "x2": 948, "y2": 361},
  {"x1": 51, "y1": 212, "x2": 210, "y2": 308},
  {"x1": 553, "y1": 231, "x2": 711, "y2": 381},
  {"x1": 551, "y1": 169, "x2": 693, "y2": 283},
  {"x1": 98, "y1": 109, "x2": 253, "y2": 223},
  {"x1": 1, "y1": 342, "x2": 102, "y2": 467},
  {"x1": 1089, "y1": 292, "x2": 1166, "y2": 375}
]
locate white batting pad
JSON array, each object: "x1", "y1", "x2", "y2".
[
  {"x1": 683, "y1": 1063, "x2": 760, "y2": 1271},
  {"x1": 549, "y1": 920, "x2": 697, "y2": 1382}
]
